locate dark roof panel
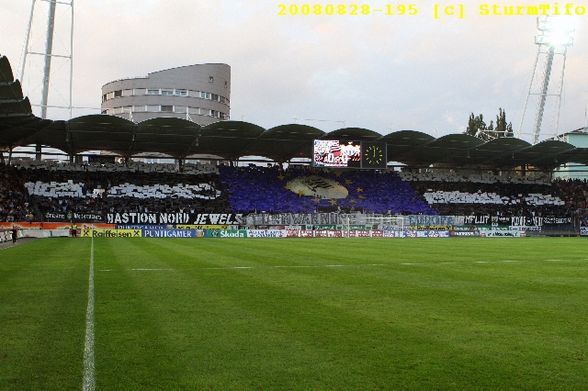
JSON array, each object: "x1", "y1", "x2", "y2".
[{"x1": 322, "y1": 127, "x2": 382, "y2": 141}]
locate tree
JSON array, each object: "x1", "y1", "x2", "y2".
[
  {"x1": 466, "y1": 113, "x2": 486, "y2": 137},
  {"x1": 496, "y1": 108, "x2": 507, "y2": 135},
  {"x1": 465, "y1": 108, "x2": 513, "y2": 139}
]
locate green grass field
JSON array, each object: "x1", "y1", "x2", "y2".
[{"x1": 0, "y1": 237, "x2": 587, "y2": 390}]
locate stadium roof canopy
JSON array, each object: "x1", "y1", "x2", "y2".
[{"x1": 3, "y1": 54, "x2": 588, "y2": 169}]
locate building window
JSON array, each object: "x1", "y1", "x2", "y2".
[
  {"x1": 146, "y1": 105, "x2": 159, "y2": 112},
  {"x1": 147, "y1": 89, "x2": 159, "y2": 95},
  {"x1": 106, "y1": 92, "x2": 115, "y2": 100},
  {"x1": 133, "y1": 105, "x2": 146, "y2": 112},
  {"x1": 102, "y1": 94, "x2": 107, "y2": 102},
  {"x1": 175, "y1": 106, "x2": 187, "y2": 114},
  {"x1": 209, "y1": 76, "x2": 214, "y2": 83},
  {"x1": 161, "y1": 105, "x2": 174, "y2": 112},
  {"x1": 122, "y1": 89, "x2": 133, "y2": 97},
  {"x1": 188, "y1": 107, "x2": 200, "y2": 115},
  {"x1": 161, "y1": 89, "x2": 174, "y2": 96},
  {"x1": 175, "y1": 89, "x2": 187, "y2": 96},
  {"x1": 114, "y1": 90, "x2": 122, "y2": 97},
  {"x1": 122, "y1": 106, "x2": 132, "y2": 113}
]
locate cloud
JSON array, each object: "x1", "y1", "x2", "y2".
[{"x1": 0, "y1": 0, "x2": 586, "y2": 138}]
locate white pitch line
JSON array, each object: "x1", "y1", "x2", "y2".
[
  {"x1": 82, "y1": 236, "x2": 95, "y2": 391},
  {"x1": 544, "y1": 259, "x2": 564, "y2": 262},
  {"x1": 131, "y1": 268, "x2": 174, "y2": 271},
  {"x1": 203, "y1": 264, "x2": 387, "y2": 270}
]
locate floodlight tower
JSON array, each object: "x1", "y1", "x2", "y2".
[
  {"x1": 518, "y1": 17, "x2": 574, "y2": 144},
  {"x1": 20, "y1": 0, "x2": 74, "y2": 158}
]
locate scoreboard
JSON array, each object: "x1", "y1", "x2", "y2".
[{"x1": 313, "y1": 140, "x2": 387, "y2": 169}]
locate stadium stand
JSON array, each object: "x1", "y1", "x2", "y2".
[
  {"x1": 0, "y1": 164, "x2": 33, "y2": 222},
  {"x1": 219, "y1": 165, "x2": 435, "y2": 214},
  {"x1": 3, "y1": 161, "x2": 228, "y2": 220},
  {"x1": 2, "y1": 161, "x2": 583, "y2": 221}
]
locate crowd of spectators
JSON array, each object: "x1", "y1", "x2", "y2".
[
  {"x1": 0, "y1": 164, "x2": 34, "y2": 222},
  {"x1": 0, "y1": 159, "x2": 587, "y2": 223},
  {"x1": 220, "y1": 165, "x2": 434, "y2": 215},
  {"x1": 3, "y1": 160, "x2": 228, "y2": 220},
  {"x1": 409, "y1": 179, "x2": 569, "y2": 217}
]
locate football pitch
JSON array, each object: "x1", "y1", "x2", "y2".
[{"x1": 1, "y1": 238, "x2": 587, "y2": 390}]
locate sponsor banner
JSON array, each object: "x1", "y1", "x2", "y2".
[
  {"x1": 116, "y1": 225, "x2": 169, "y2": 230},
  {"x1": 142, "y1": 229, "x2": 197, "y2": 238},
  {"x1": 247, "y1": 230, "x2": 288, "y2": 238},
  {"x1": 107, "y1": 212, "x2": 242, "y2": 225},
  {"x1": 542, "y1": 217, "x2": 572, "y2": 225},
  {"x1": 43, "y1": 211, "x2": 104, "y2": 223},
  {"x1": 480, "y1": 230, "x2": 522, "y2": 238},
  {"x1": 205, "y1": 229, "x2": 248, "y2": 238},
  {"x1": 449, "y1": 231, "x2": 480, "y2": 237},
  {"x1": 383, "y1": 230, "x2": 406, "y2": 238},
  {"x1": 314, "y1": 230, "x2": 343, "y2": 238},
  {"x1": 580, "y1": 227, "x2": 588, "y2": 236},
  {"x1": 347, "y1": 230, "x2": 372, "y2": 238},
  {"x1": 384, "y1": 230, "x2": 450, "y2": 238},
  {"x1": 432, "y1": 230, "x2": 450, "y2": 238},
  {"x1": 0, "y1": 222, "x2": 115, "y2": 230},
  {"x1": 286, "y1": 230, "x2": 314, "y2": 238},
  {"x1": 22, "y1": 229, "x2": 70, "y2": 238},
  {"x1": 81, "y1": 229, "x2": 142, "y2": 238},
  {"x1": 409, "y1": 225, "x2": 452, "y2": 231},
  {"x1": 176, "y1": 224, "x2": 229, "y2": 230},
  {"x1": 0, "y1": 230, "x2": 11, "y2": 243},
  {"x1": 371, "y1": 230, "x2": 384, "y2": 238}
]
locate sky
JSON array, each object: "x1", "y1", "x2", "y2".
[{"x1": 1, "y1": 0, "x2": 587, "y2": 142}]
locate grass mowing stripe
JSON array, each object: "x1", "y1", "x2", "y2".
[
  {"x1": 82, "y1": 237, "x2": 95, "y2": 391},
  {"x1": 0, "y1": 239, "x2": 89, "y2": 390}
]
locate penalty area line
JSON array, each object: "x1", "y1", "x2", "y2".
[{"x1": 82, "y1": 236, "x2": 95, "y2": 391}]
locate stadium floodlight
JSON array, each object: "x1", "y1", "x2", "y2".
[
  {"x1": 518, "y1": 16, "x2": 575, "y2": 144},
  {"x1": 535, "y1": 17, "x2": 575, "y2": 48}
]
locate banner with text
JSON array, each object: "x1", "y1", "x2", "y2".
[
  {"x1": 107, "y1": 212, "x2": 242, "y2": 225},
  {"x1": 81, "y1": 229, "x2": 142, "y2": 238}
]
